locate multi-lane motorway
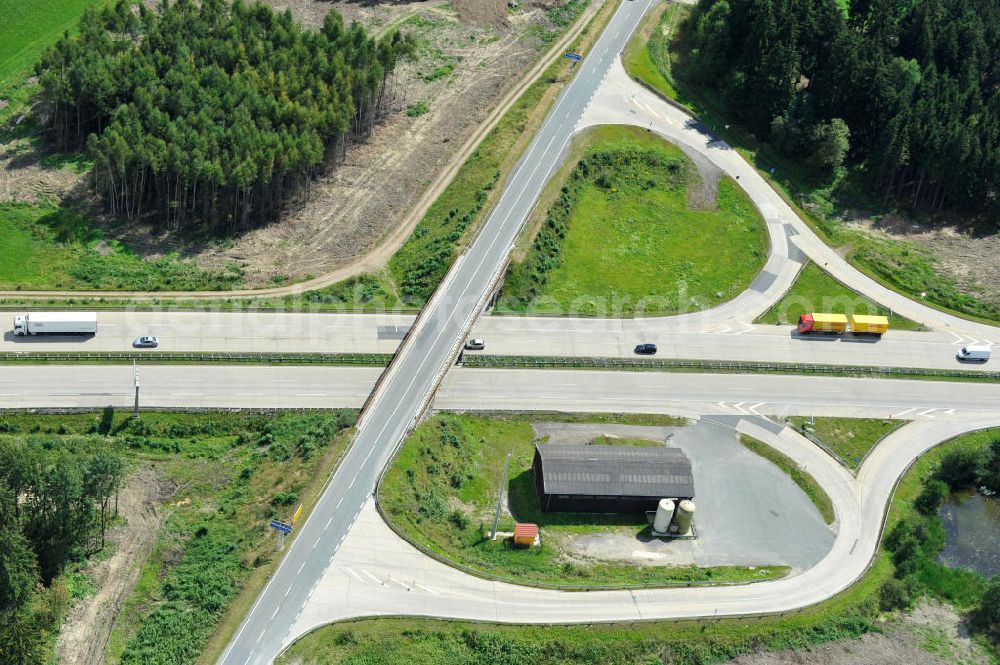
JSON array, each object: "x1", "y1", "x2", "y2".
[
  {"x1": 2, "y1": 0, "x2": 997, "y2": 662},
  {"x1": 4, "y1": 365, "x2": 998, "y2": 419},
  {"x1": 3, "y1": 310, "x2": 995, "y2": 373}
]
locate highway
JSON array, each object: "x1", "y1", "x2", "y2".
[
  {"x1": 1, "y1": 0, "x2": 994, "y2": 660},
  {"x1": 216, "y1": 2, "x2": 661, "y2": 662},
  {"x1": 2, "y1": 310, "x2": 995, "y2": 373},
  {"x1": 3, "y1": 365, "x2": 998, "y2": 419}
]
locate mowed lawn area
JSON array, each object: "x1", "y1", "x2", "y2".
[
  {"x1": 499, "y1": 126, "x2": 768, "y2": 316},
  {"x1": 787, "y1": 416, "x2": 906, "y2": 471},
  {"x1": 378, "y1": 413, "x2": 785, "y2": 588},
  {"x1": 0, "y1": 0, "x2": 102, "y2": 84},
  {"x1": 0, "y1": 202, "x2": 243, "y2": 290},
  {"x1": 756, "y1": 261, "x2": 923, "y2": 331}
]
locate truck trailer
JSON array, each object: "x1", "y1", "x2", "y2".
[
  {"x1": 849, "y1": 314, "x2": 889, "y2": 336},
  {"x1": 797, "y1": 313, "x2": 889, "y2": 337},
  {"x1": 797, "y1": 312, "x2": 849, "y2": 334},
  {"x1": 13, "y1": 312, "x2": 98, "y2": 336}
]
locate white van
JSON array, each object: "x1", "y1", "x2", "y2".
[{"x1": 956, "y1": 345, "x2": 991, "y2": 362}]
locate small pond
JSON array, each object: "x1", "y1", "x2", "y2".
[{"x1": 938, "y1": 490, "x2": 1000, "y2": 576}]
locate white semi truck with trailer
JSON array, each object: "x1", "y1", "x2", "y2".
[{"x1": 13, "y1": 312, "x2": 98, "y2": 336}]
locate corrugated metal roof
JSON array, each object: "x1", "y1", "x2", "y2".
[{"x1": 536, "y1": 444, "x2": 694, "y2": 498}]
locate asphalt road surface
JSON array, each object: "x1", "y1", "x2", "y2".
[{"x1": 217, "y1": 2, "x2": 660, "y2": 662}]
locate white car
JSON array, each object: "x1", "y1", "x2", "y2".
[
  {"x1": 464, "y1": 338, "x2": 485, "y2": 351},
  {"x1": 956, "y1": 345, "x2": 990, "y2": 362}
]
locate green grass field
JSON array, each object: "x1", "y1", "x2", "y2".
[
  {"x1": 276, "y1": 430, "x2": 998, "y2": 665},
  {"x1": 0, "y1": 0, "x2": 103, "y2": 127},
  {"x1": 739, "y1": 434, "x2": 836, "y2": 524},
  {"x1": 379, "y1": 413, "x2": 784, "y2": 588},
  {"x1": 756, "y1": 261, "x2": 923, "y2": 331},
  {"x1": 0, "y1": 202, "x2": 243, "y2": 290},
  {"x1": 787, "y1": 417, "x2": 905, "y2": 470},
  {"x1": 0, "y1": 0, "x2": 101, "y2": 84},
  {"x1": 499, "y1": 126, "x2": 768, "y2": 316},
  {"x1": 621, "y1": 2, "x2": 681, "y2": 99}
]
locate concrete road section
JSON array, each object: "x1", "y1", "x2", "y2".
[
  {"x1": 216, "y1": 2, "x2": 663, "y2": 663},
  {"x1": 471, "y1": 320, "x2": 998, "y2": 373},
  {"x1": 1, "y1": 311, "x2": 413, "y2": 354},
  {"x1": 283, "y1": 418, "x2": 996, "y2": 647},
  {"x1": 2, "y1": 310, "x2": 995, "y2": 374},
  {"x1": 0, "y1": 366, "x2": 996, "y2": 420},
  {"x1": 584, "y1": 58, "x2": 1000, "y2": 339},
  {"x1": 439, "y1": 368, "x2": 1000, "y2": 420}
]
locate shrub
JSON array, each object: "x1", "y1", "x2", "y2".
[
  {"x1": 448, "y1": 510, "x2": 470, "y2": 531},
  {"x1": 936, "y1": 448, "x2": 985, "y2": 489},
  {"x1": 270, "y1": 491, "x2": 298, "y2": 507},
  {"x1": 268, "y1": 442, "x2": 291, "y2": 462},
  {"x1": 879, "y1": 578, "x2": 910, "y2": 611},
  {"x1": 914, "y1": 479, "x2": 949, "y2": 515}
]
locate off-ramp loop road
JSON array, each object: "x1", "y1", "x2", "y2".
[{"x1": 2, "y1": 1, "x2": 997, "y2": 664}]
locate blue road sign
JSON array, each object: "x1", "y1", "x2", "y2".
[
  {"x1": 564, "y1": 52, "x2": 583, "y2": 62},
  {"x1": 269, "y1": 519, "x2": 293, "y2": 535}
]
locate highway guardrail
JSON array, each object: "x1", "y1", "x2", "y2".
[
  {"x1": 0, "y1": 351, "x2": 393, "y2": 365},
  {"x1": 462, "y1": 354, "x2": 1000, "y2": 381}
]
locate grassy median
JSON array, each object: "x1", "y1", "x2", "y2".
[
  {"x1": 756, "y1": 261, "x2": 923, "y2": 331},
  {"x1": 787, "y1": 416, "x2": 905, "y2": 471}
]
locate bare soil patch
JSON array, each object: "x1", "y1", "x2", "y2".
[
  {"x1": 0, "y1": 134, "x2": 84, "y2": 203},
  {"x1": 728, "y1": 601, "x2": 993, "y2": 665},
  {"x1": 10, "y1": 0, "x2": 578, "y2": 288},
  {"x1": 55, "y1": 466, "x2": 174, "y2": 665},
  {"x1": 843, "y1": 213, "x2": 1000, "y2": 310}
]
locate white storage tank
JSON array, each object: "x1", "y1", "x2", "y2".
[
  {"x1": 652, "y1": 498, "x2": 675, "y2": 533},
  {"x1": 672, "y1": 499, "x2": 696, "y2": 535}
]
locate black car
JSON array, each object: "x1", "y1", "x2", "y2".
[{"x1": 634, "y1": 343, "x2": 657, "y2": 355}]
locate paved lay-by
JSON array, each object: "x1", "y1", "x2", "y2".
[{"x1": 283, "y1": 418, "x2": 998, "y2": 646}]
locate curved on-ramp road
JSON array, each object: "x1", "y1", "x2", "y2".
[{"x1": 280, "y1": 418, "x2": 999, "y2": 649}]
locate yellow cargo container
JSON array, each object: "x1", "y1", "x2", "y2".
[
  {"x1": 798, "y1": 312, "x2": 849, "y2": 334},
  {"x1": 850, "y1": 314, "x2": 889, "y2": 336}
]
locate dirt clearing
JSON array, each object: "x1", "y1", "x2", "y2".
[
  {"x1": 728, "y1": 600, "x2": 994, "y2": 665},
  {"x1": 198, "y1": 0, "x2": 575, "y2": 286},
  {"x1": 2, "y1": 0, "x2": 587, "y2": 288},
  {"x1": 843, "y1": 213, "x2": 1000, "y2": 311},
  {"x1": 56, "y1": 466, "x2": 174, "y2": 665}
]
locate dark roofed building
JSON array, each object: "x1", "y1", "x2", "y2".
[{"x1": 532, "y1": 444, "x2": 694, "y2": 513}]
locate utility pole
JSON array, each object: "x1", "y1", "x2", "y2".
[
  {"x1": 490, "y1": 450, "x2": 513, "y2": 540},
  {"x1": 132, "y1": 361, "x2": 140, "y2": 419}
]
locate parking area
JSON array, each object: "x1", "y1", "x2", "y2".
[{"x1": 534, "y1": 419, "x2": 835, "y2": 571}]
